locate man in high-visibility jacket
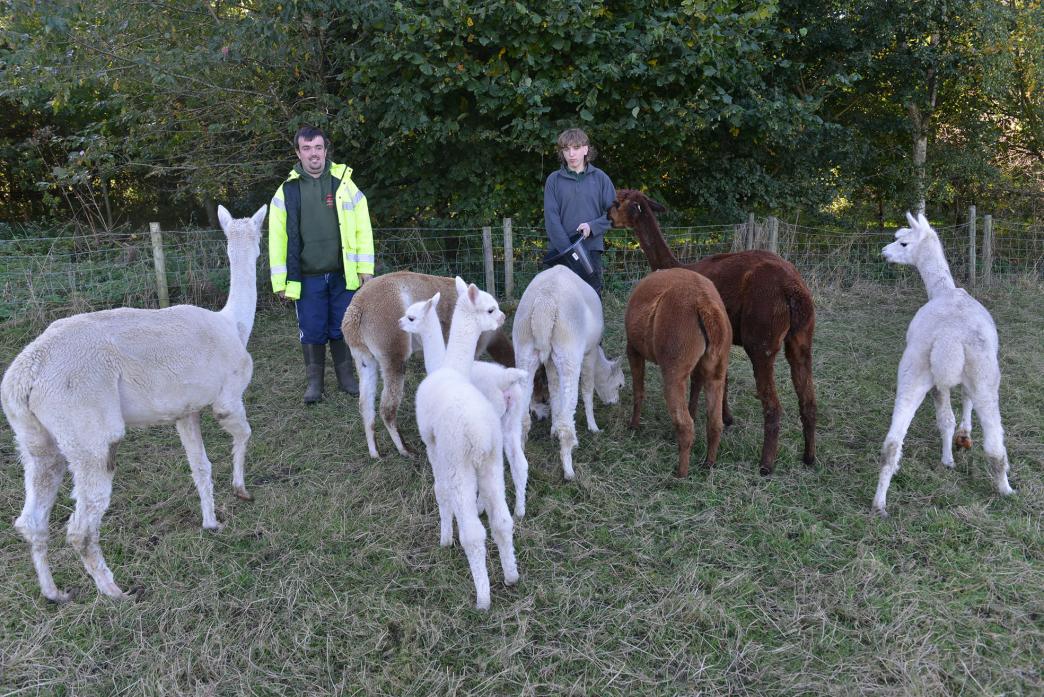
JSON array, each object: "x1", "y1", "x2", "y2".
[{"x1": 269, "y1": 125, "x2": 375, "y2": 403}]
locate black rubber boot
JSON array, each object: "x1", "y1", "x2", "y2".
[
  {"x1": 302, "y1": 343, "x2": 326, "y2": 404},
  {"x1": 329, "y1": 339, "x2": 359, "y2": 396}
]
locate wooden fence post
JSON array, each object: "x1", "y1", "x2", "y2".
[
  {"x1": 482, "y1": 225, "x2": 495, "y2": 295},
  {"x1": 767, "y1": 216, "x2": 779, "y2": 254},
  {"x1": 503, "y1": 217, "x2": 514, "y2": 301},
  {"x1": 982, "y1": 214, "x2": 993, "y2": 287},
  {"x1": 747, "y1": 212, "x2": 756, "y2": 250},
  {"x1": 149, "y1": 222, "x2": 170, "y2": 308},
  {"x1": 968, "y1": 205, "x2": 976, "y2": 287}
]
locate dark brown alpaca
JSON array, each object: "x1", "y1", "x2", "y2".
[
  {"x1": 626, "y1": 268, "x2": 732, "y2": 477},
  {"x1": 609, "y1": 189, "x2": 817, "y2": 475}
]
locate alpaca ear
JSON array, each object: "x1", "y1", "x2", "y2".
[
  {"x1": 454, "y1": 276, "x2": 467, "y2": 296},
  {"x1": 905, "y1": 211, "x2": 918, "y2": 229},
  {"x1": 430, "y1": 292, "x2": 441, "y2": 308},
  {"x1": 467, "y1": 283, "x2": 480, "y2": 304},
  {"x1": 917, "y1": 212, "x2": 930, "y2": 229},
  {"x1": 650, "y1": 198, "x2": 667, "y2": 213},
  {"x1": 251, "y1": 204, "x2": 268, "y2": 229},
  {"x1": 217, "y1": 205, "x2": 232, "y2": 231}
]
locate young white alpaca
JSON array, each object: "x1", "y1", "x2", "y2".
[
  {"x1": 341, "y1": 271, "x2": 516, "y2": 459},
  {"x1": 2, "y1": 205, "x2": 266, "y2": 601},
  {"x1": 512, "y1": 265, "x2": 625, "y2": 480},
  {"x1": 399, "y1": 293, "x2": 529, "y2": 519},
  {"x1": 414, "y1": 278, "x2": 519, "y2": 610},
  {"x1": 873, "y1": 211, "x2": 1014, "y2": 515}
]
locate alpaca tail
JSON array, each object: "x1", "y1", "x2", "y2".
[
  {"x1": 930, "y1": 339, "x2": 964, "y2": 388},
  {"x1": 1, "y1": 350, "x2": 52, "y2": 455},
  {"x1": 341, "y1": 301, "x2": 363, "y2": 350},
  {"x1": 785, "y1": 282, "x2": 816, "y2": 338},
  {"x1": 528, "y1": 299, "x2": 558, "y2": 365}
]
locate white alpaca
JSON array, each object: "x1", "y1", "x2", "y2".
[
  {"x1": 399, "y1": 293, "x2": 529, "y2": 519},
  {"x1": 872, "y1": 211, "x2": 1014, "y2": 515},
  {"x1": 414, "y1": 278, "x2": 519, "y2": 610},
  {"x1": 2, "y1": 205, "x2": 266, "y2": 601},
  {"x1": 512, "y1": 265, "x2": 625, "y2": 480}
]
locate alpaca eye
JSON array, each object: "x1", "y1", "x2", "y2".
[
  {"x1": 900, "y1": 242, "x2": 908, "y2": 247},
  {"x1": 487, "y1": 308, "x2": 495, "y2": 314}
]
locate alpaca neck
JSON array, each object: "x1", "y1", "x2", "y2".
[
  {"x1": 220, "y1": 244, "x2": 258, "y2": 345},
  {"x1": 916, "y1": 241, "x2": 957, "y2": 299},
  {"x1": 638, "y1": 218, "x2": 682, "y2": 269},
  {"x1": 417, "y1": 313, "x2": 447, "y2": 374},
  {"x1": 442, "y1": 312, "x2": 481, "y2": 376}
]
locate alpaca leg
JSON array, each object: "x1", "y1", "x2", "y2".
[
  {"x1": 13, "y1": 431, "x2": 70, "y2": 602},
  {"x1": 213, "y1": 398, "x2": 252, "y2": 501},
  {"x1": 955, "y1": 388, "x2": 973, "y2": 450},
  {"x1": 580, "y1": 350, "x2": 599, "y2": 432},
  {"x1": 687, "y1": 371, "x2": 703, "y2": 421},
  {"x1": 477, "y1": 458, "x2": 519, "y2": 587},
  {"x1": 551, "y1": 351, "x2": 581, "y2": 481},
  {"x1": 452, "y1": 470, "x2": 491, "y2": 610},
  {"x1": 749, "y1": 348, "x2": 783, "y2": 476},
  {"x1": 873, "y1": 370, "x2": 932, "y2": 515},
  {"x1": 785, "y1": 334, "x2": 817, "y2": 465},
  {"x1": 721, "y1": 372, "x2": 734, "y2": 427},
  {"x1": 378, "y1": 359, "x2": 414, "y2": 458},
  {"x1": 514, "y1": 350, "x2": 540, "y2": 443},
  {"x1": 353, "y1": 350, "x2": 381, "y2": 458},
  {"x1": 544, "y1": 359, "x2": 563, "y2": 437},
  {"x1": 702, "y1": 373, "x2": 727, "y2": 468},
  {"x1": 931, "y1": 387, "x2": 957, "y2": 469},
  {"x1": 503, "y1": 414, "x2": 529, "y2": 519},
  {"x1": 627, "y1": 345, "x2": 646, "y2": 429},
  {"x1": 663, "y1": 368, "x2": 696, "y2": 477},
  {"x1": 175, "y1": 413, "x2": 220, "y2": 529},
  {"x1": 67, "y1": 454, "x2": 128, "y2": 599},
  {"x1": 433, "y1": 472, "x2": 455, "y2": 547},
  {"x1": 974, "y1": 398, "x2": 1013, "y2": 497}
]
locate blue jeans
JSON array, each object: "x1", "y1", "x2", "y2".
[{"x1": 295, "y1": 272, "x2": 354, "y2": 344}]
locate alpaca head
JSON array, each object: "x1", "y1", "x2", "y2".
[
  {"x1": 608, "y1": 189, "x2": 667, "y2": 229},
  {"x1": 883, "y1": 211, "x2": 939, "y2": 266},
  {"x1": 217, "y1": 204, "x2": 267, "y2": 259},
  {"x1": 398, "y1": 292, "x2": 440, "y2": 335},
  {"x1": 594, "y1": 351, "x2": 625, "y2": 405},
  {"x1": 453, "y1": 276, "x2": 505, "y2": 333}
]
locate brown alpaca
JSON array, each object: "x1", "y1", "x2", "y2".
[
  {"x1": 610, "y1": 189, "x2": 817, "y2": 475},
  {"x1": 342, "y1": 271, "x2": 515, "y2": 458},
  {"x1": 626, "y1": 268, "x2": 732, "y2": 477}
]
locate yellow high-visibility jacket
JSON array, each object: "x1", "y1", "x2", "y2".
[{"x1": 268, "y1": 162, "x2": 375, "y2": 300}]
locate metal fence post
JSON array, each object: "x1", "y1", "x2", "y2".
[
  {"x1": 968, "y1": 205, "x2": 976, "y2": 287},
  {"x1": 149, "y1": 222, "x2": 170, "y2": 308},
  {"x1": 503, "y1": 217, "x2": 514, "y2": 301},
  {"x1": 482, "y1": 225, "x2": 495, "y2": 295}
]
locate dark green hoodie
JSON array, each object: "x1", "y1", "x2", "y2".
[{"x1": 294, "y1": 162, "x2": 342, "y2": 274}]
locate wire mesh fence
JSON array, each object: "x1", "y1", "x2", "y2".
[{"x1": 1, "y1": 214, "x2": 1041, "y2": 326}]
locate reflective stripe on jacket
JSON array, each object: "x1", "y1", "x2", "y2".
[{"x1": 268, "y1": 162, "x2": 376, "y2": 300}]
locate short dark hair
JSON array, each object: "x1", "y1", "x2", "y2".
[{"x1": 294, "y1": 126, "x2": 328, "y2": 150}]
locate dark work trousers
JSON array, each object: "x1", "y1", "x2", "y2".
[{"x1": 295, "y1": 271, "x2": 354, "y2": 344}]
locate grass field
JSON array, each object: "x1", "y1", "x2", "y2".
[{"x1": 0, "y1": 278, "x2": 1041, "y2": 696}]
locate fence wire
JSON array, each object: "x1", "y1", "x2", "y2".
[{"x1": 1, "y1": 216, "x2": 1040, "y2": 325}]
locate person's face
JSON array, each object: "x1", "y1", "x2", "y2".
[
  {"x1": 561, "y1": 143, "x2": 589, "y2": 172},
  {"x1": 296, "y1": 135, "x2": 327, "y2": 177}
]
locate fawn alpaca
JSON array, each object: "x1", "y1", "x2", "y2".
[
  {"x1": 399, "y1": 293, "x2": 530, "y2": 519},
  {"x1": 2, "y1": 205, "x2": 265, "y2": 601},
  {"x1": 873, "y1": 212, "x2": 1014, "y2": 515},
  {"x1": 414, "y1": 278, "x2": 519, "y2": 610}
]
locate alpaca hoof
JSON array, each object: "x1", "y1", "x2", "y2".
[
  {"x1": 44, "y1": 587, "x2": 77, "y2": 604},
  {"x1": 234, "y1": 487, "x2": 253, "y2": 501},
  {"x1": 588, "y1": 425, "x2": 601, "y2": 433},
  {"x1": 954, "y1": 434, "x2": 972, "y2": 450},
  {"x1": 942, "y1": 460, "x2": 955, "y2": 470},
  {"x1": 872, "y1": 506, "x2": 889, "y2": 518},
  {"x1": 998, "y1": 485, "x2": 1015, "y2": 497},
  {"x1": 203, "y1": 521, "x2": 225, "y2": 532},
  {"x1": 759, "y1": 466, "x2": 774, "y2": 477},
  {"x1": 504, "y1": 571, "x2": 520, "y2": 586},
  {"x1": 474, "y1": 600, "x2": 491, "y2": 611},
  {"x1": 802, "y1": 454, "x2": 815, "y2": 466}
]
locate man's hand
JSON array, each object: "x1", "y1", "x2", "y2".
[
  {"x1": 576, "y1": 222, "x2": 592, "y2": 239},
  {"x1": 359, "y1": 273, "x2": 373, "y2": 285}
]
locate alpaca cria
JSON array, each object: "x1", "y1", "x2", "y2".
[
  {"x1": 626, "y1": 268, "x2": 732, "y2": 477},
  {"x1": 341, "y1": 271, "x2": 515, "y2": 459},
  {"x1": 2, "y1": 205, "x2": 266, "y2": 602},
  {"x1": 872, "y1": 212, "x2": 1014, "y2": 515},
  {"x1": 512, "y1": 265, "x2": 624, "y2": 481},
  {"x1": 609, "y1": 189, "x2": 816, "y2": 475},
  {"x1": 414, "y1": 278, "x2": 519, "y2": 610},
  {"x1": 399, "y1": 293, "x2": 530, "y2": 519}
]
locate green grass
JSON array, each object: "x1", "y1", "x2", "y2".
[{"x1": 0, "y1": 280, "x2": 1041, "y2": 696}]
